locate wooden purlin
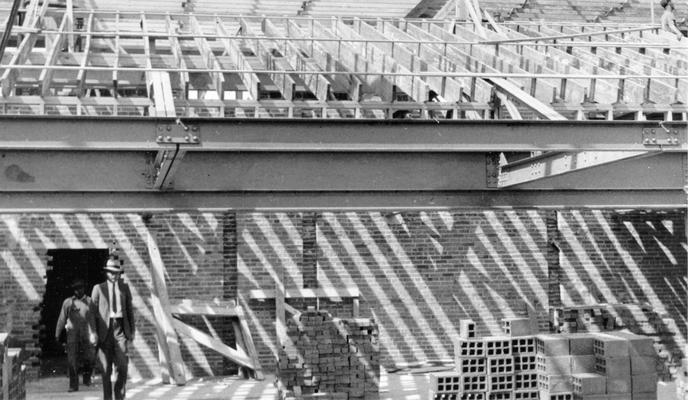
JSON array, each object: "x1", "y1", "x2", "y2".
[
  {"x1": 309, "y1": 18, "x2": 396, "y2": 102},
  {"x1": 188, "y1": 14, "x2": 225, "y2": 99},
  {"x1": 165, "y1": 15, "x2": 190, "y2": 100},
  {"x1": 284, "y1": 19, "x2": 363, "y2": 102},
  {"x1": 513, "y1": 24, "x2": 642, "y2": 105},
  {"x1": 215, "y1": 17, "x2": 260, "y2": 100},
  {"x1": 263, "y1": 19, "x2": 331, "y2": 102},
  {"x1": 239, "y1": 17, "x2": 297, "y2": 101}
]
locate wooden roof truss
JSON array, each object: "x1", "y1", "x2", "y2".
[{"x1": 0, "y1": 11, "x2": 686, "y2": 121}]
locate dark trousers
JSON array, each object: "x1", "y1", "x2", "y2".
[
  {"x1": 98, "y1": 319, "x2": 128, "y2": 400},
  {"x1": 66, "y1": 334, "x2": 95, "y2": 390}
]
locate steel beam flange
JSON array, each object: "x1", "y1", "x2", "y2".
[
  {"x1": 155, "y1": 121, "x2": 201, "y2": 144},
  {"x1": 642, "y1": 125, "x2": 683, "y2": 147}
]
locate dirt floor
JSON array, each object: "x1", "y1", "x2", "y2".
[{"x1": 27, "y1": 369, "x2": 679, "y2": 400}]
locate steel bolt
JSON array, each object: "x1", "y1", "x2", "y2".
[
  {"x1": 192, "y1": 126, "x2": 199, "y2": 132},
  {"x1": 184, "y1": 126, "x2": 189, "y2": 131},
  {"x1": 158, "y1": 126, "x2": 164, "y2": 132},
  {"x1": 165, "y1": 136, "x2": 172, "y2": 142},
  {"x1": 651, "y1": 137, "x2": 656, "y2": 143},
  {"x1": 644, "y1": 138, "x2": 649, "y2": 144},
  {"x1": 651, "y1": 129, "x2": 656, "y2": 134},
  {"x1": 192, "y1": 136, "x2": 199, "y2": 142},
  {"x1": 157, "y1": 135, "x2": 163, "y2": 141},
  {"x1": 166, "y1": 125, "x2": 172, "y2": 131},
  {"x1": 185, "y1": 136, "x2": 190, "y2": 142}
]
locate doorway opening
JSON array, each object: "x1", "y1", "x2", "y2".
[{"x1": 40, "y1": 249, "x2": 109, "y2": 377}]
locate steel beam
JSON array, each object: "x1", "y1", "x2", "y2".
[
  {"x1": 0, "y1": 190, "x2": 683, "y2": 212},
  {"x1": 0, "y1": 151, "x2": 680, "y2": 192},
  {"x1": 498, "y1": 151, "x2": 651, "y2": 188},
  {"x1": 0, "y1": 117, "x2": 686, "y2": 152}
]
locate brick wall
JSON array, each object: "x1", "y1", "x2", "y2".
[{"x1": 0, "y1": 209, "x2": 685, "y2": 379}]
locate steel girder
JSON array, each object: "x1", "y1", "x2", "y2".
[{"x1": 0, "y1": 116, "x2": 685, "y2": 211}]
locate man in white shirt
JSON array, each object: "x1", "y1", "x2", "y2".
[
  {"x1": 92, "y1": 258, "x2": 135, "y2": 400},
  {"x1": 661, "y1": 0, "x2": 684, "y2": 41}
]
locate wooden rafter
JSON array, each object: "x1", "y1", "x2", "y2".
[
  {"x1": 76, "y1": 13, "x2": 94, "y2": 97},
  {"x1": 215, "y1": 16, "x2": 260, "y2": 100}
]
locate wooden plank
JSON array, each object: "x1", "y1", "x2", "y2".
[
  {"x1": 151, "y1": 297, "x2": 171, "y2": 384},
  {"x1": 166, "y1": 15, "x2": 189, "y2": 99},
  {"x1": 248, "y1": 286, "x2": 360, "y2": 300},
  {"x1": 172, "y1": 318, "x2": 255, "y2": 369},
  {"x1": 236, "y1": 308, "x2": 264, "y2": 380},
  {"x1": 231, "y1": 320, "x2": 250, "y2": 378},
  {"x1": 169, "y1": 300, "x2": 241, "y2": 316},
  {"x1": 1, "y1": 334, "x2": 8, "y2": 400},
  {"x1": 147, "y1": 231, "x2": 187, "y2": 385}
]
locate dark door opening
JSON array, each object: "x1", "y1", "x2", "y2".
[{"x1": 40, "y1": 249, "x2": 109, "y2": 377}]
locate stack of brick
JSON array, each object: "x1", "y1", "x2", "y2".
[
  {"x1": 277, "y1": 309, "x2": 380, "y2": 400},
  {"x1": 549, "y1": 307, "x2": 612, "y2": 334},
  {"x1": 430, "y1": 317, "x2": 538, "y2": 400}
]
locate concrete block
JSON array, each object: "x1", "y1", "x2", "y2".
[
  {"x1": 593, "y1": 334, "x2": 629, "y2": 358},
  {"x1": 502, "y1": 318, "x2": 533, "y2": 337},
  {"x1": 571, "y1": 372, "x2": 606, "y2": 395},
  {"x1": 631, "y1": 392, "x2": 656, "y2": 400},
  {"x1": 513, "y1": 391, "x2": 538, "y2": 400},
  {"x1": 607, "y1": 395, "x2": 632, "y2": 400},
  {"x1": 514, "y1": 372, "x2": 538, "y2": 390},
  {"x1": 538, "y1": 374, "x2": 572, "y2": 393},
  {"x1": 512, "y1": 337, "x2": 536, "y2": 355},
  {"x1": 455, "y1": 356, "x2": 486, "y2": 375},
  {"x1": 488, "y1": 356, "x2": 514, "y2": 375},
  {"x1": 630, "y1": 373, "x2": 657, "y2": 393},
  {"x1": 538, "y1": 390, "x2": 573, "y2": 400},
  {"x1": 568, "y1": 333, "x2": 595, "y2": 356},
  {"x1": 488, "y1": 373, "x2": 514, "y2": 392},
  {"x1": 537, "y1": 356, "x2": 572, "y2": 376},
  {"x1": 428, "y1": 371, "x2": 462, "y2": 393},
  {"x1": 460, "y1": 319, "x2": 476, "y2": 339},
  {"x1": 514, "y1": 355, "x2": 537, "y2": 372},
  {"x1": 460, "y1": 374, "x2": 486, "y2": 392},
  {"x1": 630, "y1": 356, "x2": 657, "y2": 375},
  {"x1": 570, "y1": 355, "x2": 596, "y2": 373},
  {"x1": 454, "y1": 338, "x2": 485, "y2": 358},
  {"x1": 484, "y1": 336, "x2": 512, "y2": 357},
  {"x1": 606, "y1": 376, "x2": 632, "y2": 394},
  {"x1": 537, "y1": 334, "x2": 570, "y2": 356},
  {"x1": 596, "y1": 357, "x2": 631, "y2": 378},
  {"x1": 606, "y1": 331, "x2": 655, "y2": 357}
]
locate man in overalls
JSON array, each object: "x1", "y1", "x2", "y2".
[{"x1": 55, "y1": 279, "x2": 98, "y2": 392}]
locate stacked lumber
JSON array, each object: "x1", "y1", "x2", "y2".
[
  {"x1": 277, "y1": 309, "x2": 380, "y2": 400},
  {"x1": 0, "y1": 336, "x2": 26, "y2": 400},
  {"x1": 430, "y1": 317, "x2": 539, "y2": 400}
]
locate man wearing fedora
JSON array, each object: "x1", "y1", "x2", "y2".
[
  {"x1": 92, "y1": 258, "x2": 135, "y2": 400},
  {"x1": 55, "y1": 279, "x2": 97, "y2": 392}
]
